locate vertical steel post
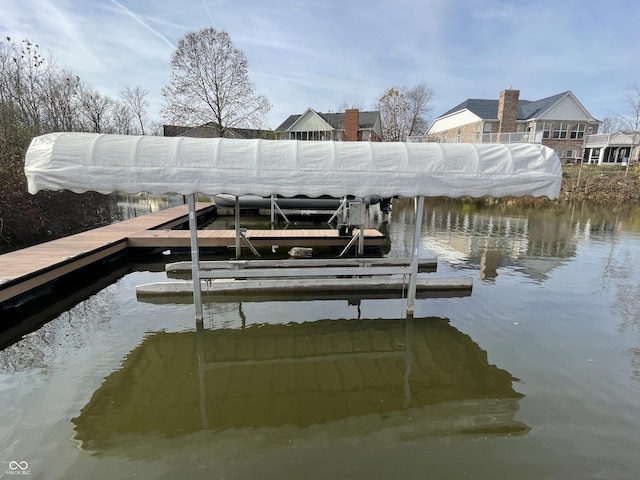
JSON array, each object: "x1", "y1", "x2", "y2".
[
  {"x1": 406, "y1": 196, "x2": 425, "y2": 316},
  {"x1": 270, "y1": 194, "x2": 275, "y2": 224},
  {"x1": 187, "y1": 194, "x2": 203, "y2": 322},
  {"x1": 235, "y1": 196, "x2": 241, "y2": 258}
]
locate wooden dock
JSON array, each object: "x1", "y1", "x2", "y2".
[
  {"x1": 0, "y1": 203, "x2": 215, "y2": 307},
  {"x1": 0, "y1": 203, "x2": 387, "y2": 309},
  {"x1": 1, "y1": 202, "x2": 475, "y2": 312}
]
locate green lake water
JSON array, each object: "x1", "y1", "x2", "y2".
[{"x1": 1, "y1": 197, "x2": 640, "y2": 479}]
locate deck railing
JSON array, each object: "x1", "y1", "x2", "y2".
[
  {"x1": 407, "y1": 132, "x2": 542, "y2": 144},
  {"x1": 583, "y1": 133, "x2": 640, "y2": 147}
]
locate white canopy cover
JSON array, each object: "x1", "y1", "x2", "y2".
[{"x1": 25, "y1": 132, "x2": 562, "y2": 199}]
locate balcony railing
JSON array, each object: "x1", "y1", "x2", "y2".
[
  {"x1": 583, "y1": 132, "x2": 640, "y2": 147},
  {"x1": 406, "y1": 132, "x2": 542, "y2": 144}
]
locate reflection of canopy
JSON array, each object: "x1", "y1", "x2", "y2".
[
  {"x1": 25, "y1": 133, "x2": 561, "y2": 199},
  {"x1": 72, "y1": 317, "x2": 529, "y2": 455}
]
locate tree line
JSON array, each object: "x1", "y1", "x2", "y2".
[
  {"x1": 0, "y1": 28, "x2": 435, "y2": 251},
  {"x1": 0, "y1": 37, "x2": 158, "y2": 250}
]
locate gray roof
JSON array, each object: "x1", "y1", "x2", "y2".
[
  {"x1": 275, "y1": 110, "x2": 380, "y2": 132},
  {"x1": 438, "y1": 91, "x2": 570, "y2": 121},
  {"x1": 163, "y1": 123, "x2": 274, "y2": 139}
]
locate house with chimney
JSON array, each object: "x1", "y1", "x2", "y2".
[
  {"x1": 274, "y1": 108, "x2": 383, "y2": 142},
  {"x1": 418, "y1": 90, "x2": 600, "y2": 163}
]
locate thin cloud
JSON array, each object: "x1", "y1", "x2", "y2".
[
  {"x1": 3, "y1": 0, "x2": 639, "y2": 129},
  {"x1": 110, "y1": 0, "x2": 175, "y2": 50},
  {"x1": 201, "y1": 0, "x2": 218, "y2": 28}
]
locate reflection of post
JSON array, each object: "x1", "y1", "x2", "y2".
[
  {"x1": 403, "y1": 315, "x2": 413, "y2": 408},
  {"x1": 187, "y1": 194, "x2": 203, "y2": 321},
  {"x1": 480, "y1": 246, "x2": 502, "y2": 280},
  {"x1": 195, "y1": 320, "x2": 209, "y2": 430},
  {"x1": 406, "y1": 196, "x2": 425, "y2": 315}
]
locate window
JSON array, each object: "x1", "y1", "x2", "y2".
[
  {"x1": 566, "y1": 149, "x2": 578, "y2": 158},
  {"x1": 539, "y1": 122, "x2": 552, "y2": 139},
  {"x1": 554, "y1": 148, "x2": 563, "y2": 158},
  {"x1": 553, "y1": 122, "x2": 568, "y2": 139},
  {"x1": 570, "y1": 123, "x2": 585, "y2": 139}
]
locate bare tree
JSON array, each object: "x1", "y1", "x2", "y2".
[
  {"x1": 1, "y1": 38, "x2": 49, "y2": 133},
  {"x1": 622, "y1": 82, "x2": 640, "y2": 173},
  {"x1": 336, "y1": 100, "x2": 366, "y2": 113},
  {"x1": 147, "y1": 120, "x2": 165, "y2": 136},
  {"x1": 600, "y1": 116, "x2": 623, "y2": 134},
  {"x1": 109, "y1": 101, "x2": 135, "y2": 135},
  {"x1": 405, "y1": 84, "x2": 433, "y2": 136},
  {"x1": 79, "y1": 87, "x2": 113, "y2": 133},
  {"x1": 376, "y1": 84, "x2": 433, "y2": 141},
  {"x1": 121, "y1": 85, "x2": 148, "y2": 135},
  {"x1": 161, "y1": 27, "x2": 271, "y2": 136},
  {"x1": 0, "y1": 37, "x2": 153, "y2": 248},
  {"x1": 622, "y1": 82, "x2": 640, "y2": 133},
  {"x1": 41, "y1": 70, "x2": 82, "y2": 132}
]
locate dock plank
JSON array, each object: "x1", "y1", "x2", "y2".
[
  {"x1": 0, "y1": 203, "x2": 214, "y2": 305},
  {"x1": 127, "y1": 228, "x2": 385, "y2": 248},
  {"x1": 165, "y1": 257, "x2": 438, "y2": 272},
  {"x1": 135, "y1": 277, "x2": 474, "y2": 303}
]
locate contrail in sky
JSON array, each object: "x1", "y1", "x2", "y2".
[
  {"x1": 202, "y1": 0, "x2": 218, "y2": 28},
  {"x1": 111, "y1": 0, "x2": 175, "y2": 50}
]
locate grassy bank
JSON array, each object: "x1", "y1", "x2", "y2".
[{"x1": 560, "y1": 163, "x2": 640, "y2": 202}]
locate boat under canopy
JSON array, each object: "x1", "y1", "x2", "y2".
[
  {"x1": 212, "y1": 193, "x2": 381, "y2": 210},
  {"x1": 24, "y1": 132, "x2": 562, "y2": 319}
]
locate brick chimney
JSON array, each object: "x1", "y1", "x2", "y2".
[
  {"x1": 344, "y1": 109, "x2": 359, "y2": 141},
  {"x1": 497, "y1": 89, "x2": 519, "y2": 133}
]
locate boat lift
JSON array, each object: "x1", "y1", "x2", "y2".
[{"x1": 24, "y1": 133, "x2": 562, "y2": 323}]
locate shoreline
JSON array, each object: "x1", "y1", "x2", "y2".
[{"x1": 559, "y1": 163, "x2": 640, "y2": 202}]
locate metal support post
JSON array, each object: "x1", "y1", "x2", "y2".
[
  {"x1": 328, "y1": 197, "x2": 349, "y2": 224},
  {"x1": 406, "y1": 196, "x2": 425, "y2": 316},
  {"x1": 235, "y1": 196, "x2": 241, "y2": 258},
  {"x1": 270, "y1": 195, "x2": 290, "y2": 224},
  {"x1": 187, "y1": 194, "x2": 203, "y2": 322},
  {"x1": 270, "y1": 195, "x2": 275, "y2": 224},
  {"x1": 338, "y1": 232, "x2": 361, "y2": 257}
]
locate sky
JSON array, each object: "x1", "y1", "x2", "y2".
[{"x1": 3, "y1": 0, "x2": 640, "y2": 131}]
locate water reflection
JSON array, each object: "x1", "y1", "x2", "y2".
[
  {"x1": 72, "y1": 316, "x2": 529, "y2": 456},
  {"x1": 0, "y1": 288, "x2": 116, "y2": 375},
  {"x1": 115, "y1": 193, "x2": 186, "y2": 221},
  {"x1": 386, "y1": 199, "x2": 640, "y2": 283}
]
